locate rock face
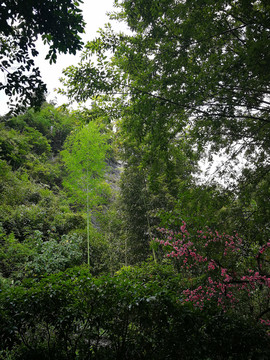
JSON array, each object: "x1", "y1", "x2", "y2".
[
  {"x1": 91, "y1": 158, "x2": 122, "y2": 230},
  {"x1": 105, "y1": 158, "x2": 123, "y2": 194}
]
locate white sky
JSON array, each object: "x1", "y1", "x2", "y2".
[{"x1": 0, "y1": 0, "x2": 123, "y2": 115}]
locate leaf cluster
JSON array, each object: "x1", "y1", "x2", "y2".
[{"x1": 0, "y1": 0, "x2": 85, "y2": 112}]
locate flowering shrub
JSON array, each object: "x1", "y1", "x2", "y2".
[{"x1": 155, "y1": 222, "x2": 270, "y2": 326}]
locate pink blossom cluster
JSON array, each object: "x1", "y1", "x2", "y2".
[
  {"x1": 260, "y1": 319, "x2": 270, "y2": 326},
  {"x1": 258, "y1": 242, "x2": 270, "y2": 256},
  {"x1": 155, "y1": 223, "x2": 270, "y2": 324},
  {"x1": 182, "y1": 277, "x2": 238, "y2": 310}
]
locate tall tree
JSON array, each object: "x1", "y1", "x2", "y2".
[
  {"x1": 61, "y1": 0, "x2": 270, "y2": 177},
  {"x1": 61, "y1": 122, "x2": 110, "y2": 266},
  {"x1": 60, "y1": 0, "x2": 270, "y2": 244},
  {"x1": 0, "y1": 0, "x2": 85, "y2": 113}
]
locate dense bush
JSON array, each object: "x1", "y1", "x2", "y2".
[
  {"x1": 0, "y1": 229, "x2": 84, "y2": 279},
  {"x1": 1, "y1": 264, "x2": 269, "y2": 360}
]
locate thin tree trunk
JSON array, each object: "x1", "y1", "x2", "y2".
[{"x1": 87, "y1": 169, "x2": 90, "y2": 266}]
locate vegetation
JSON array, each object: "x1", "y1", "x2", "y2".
[
  {"x1": 61, "y1": 121, "x2": 110, "y2": 266},
  {"x1": 0, "y1": 0, "x2": 85, "y2": 112},
  {"x1": 1, "y1": 0, "x2": 270, "y2": 358}
]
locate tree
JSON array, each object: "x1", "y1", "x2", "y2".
[
  {"x1": 0, "y1": 0, "x2": 85, "y2": 113},
  {"x1": 60, "y1": 0, "x2": 270, "y2": 249},
  {"x1": 156, "y1": 222, "x2": 270, "y2": 324},
  {"x1": 61, "y1": 122, "x2": 110, "y2": 266},
  {"x1": 60, "y1": 0, "x2": 270, "y2": 180}
]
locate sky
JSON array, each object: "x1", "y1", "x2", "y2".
[{"x1": 0, "y1": 0, "x2": 123, "y2": 115}]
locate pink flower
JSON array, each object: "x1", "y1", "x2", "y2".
[
  {"x1": 221, "y1": 268, "x2": 227, "y2": 276},
  {"x1": 208, "y1": 261, "x2": 216, "y2": 270}
]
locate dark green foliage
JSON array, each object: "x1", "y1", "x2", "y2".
[
  {"x1": 228, "y1": 168, "x2": 270, "y2": 245},
  {"x1": 0, "y1": 181, "x2": 85, "y2": 242},
  {"x1": 0, "y1": 125, "x2": 48, "y2": 170},
  {"x1": 0, "y1": 229, "x2": 33, "y2": 279},
  {"x1": 116, "y1": 132, "x2": 197, "y2": 264},
  {"x1": 4, "y1": 103, "x2": 77, "y2": 154},
  {"x1": 118, "y1": 166, "x2": 152, "y2": 263},
  {"x1": 0, "y1": 221, "x2": 85, "y2": 279},
  {"x1": 24, "y1": 233, "x2": 84, "y2": 278},
  {"x1": 1, "y1": 264, "x2": 269, "y2": 359},
  {"x1": 0, "y1": 1, "x2": 85, "y2": 112},
  {"x1": 158, "y1": 182, "x2": 233, "y2": 233}
]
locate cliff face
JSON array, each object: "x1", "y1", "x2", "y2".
[{"x1": 105, "y1": 158, "x2": 123, "y2": 194}]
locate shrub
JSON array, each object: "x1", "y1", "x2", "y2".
[{"x1": 1, "y1": 265, "x2": 270, "y2": 359}]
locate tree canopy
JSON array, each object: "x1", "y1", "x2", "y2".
[
  {"x1": 60, "y1": 0, "x2": 270, "y2": 243},
  {"x1": 0, "y1": 0, "x2": 85, "y2": 112},
  {"x1": 61, "y1": 0, "x2": 270, "y2": 181}
]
